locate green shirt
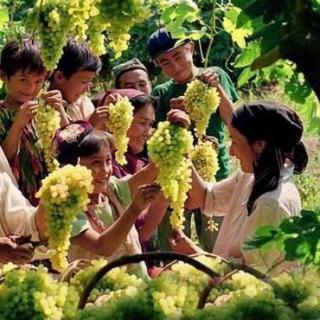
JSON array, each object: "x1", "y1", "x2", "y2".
[
  {"x1": 71, "y1": 176, "x2": 131, "y2": 237},
  {"x1": 152, "y1": 66, "x2": 238, "y2": 180}
]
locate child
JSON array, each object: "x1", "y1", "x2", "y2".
[
  {"x1": 0, "y1": 38, "x2": 67, "y2": 205},
  {"x1": 49, "y1": 38, "x2": 101, "y2": 124},
  {"x1": 52, "y1": 122, "x2": 161, "y2": 269}
]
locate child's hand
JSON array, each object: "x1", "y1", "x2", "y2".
[
  {"x1": 169, "y1": 96, "x2": 185, "y2": 111},
  {"x1": 167, "y1": 109, "x2": 191, "y2": 129},
  {"x1": 130, "y1": 183, "x2": 161, "y2": 214},
  {"x1": 42, "y1": 90, "x2": 64, "y2": 112},
  {"x1": 198, "y1": 71, "x2": 219, "y2": 88},
  {"x1": 14, "y1": 101, "x2": 38, "y2": 129},
  {"x1": 168, "y1": 230, "x2": 201, "y2": 255},
  {"x1": 89, "y1": 105, "x2": 109, "y2": 129}
]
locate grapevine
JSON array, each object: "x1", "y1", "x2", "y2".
[
  {"x1": 184, "y1": 79, "x2": 221, "y2": 137},
  {"x1": 148, "y1": 121, "x2": 193, "y2": 230},
  {"x1": 107, "y1": 96, "x2": 134, "y2": 165},
  {"x1": 35, "y1": 165, "x2": 93, "y2": 272},
  {"x1": 34, "y1": 97, "x2": 60, "y2": 173}
]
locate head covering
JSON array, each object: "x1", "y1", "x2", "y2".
[
  {"x1": 52, "y1": 121, "x2": 93, "y2": 163},
  {"x1": 113, "y1": 58, "x2": 148, "y2": 86},
  {"x1": 147, "y1": 27, "x2": 189, "y2": 59},
  {"x1": 232, "y1": 102, "x2": 303, "y2": 153},
  {"x1": 99, "y1": 88, "x2": 146, "y2": 107},
  {"x1": 231, "y1": 101, "x2": 307, "y2": 215}
]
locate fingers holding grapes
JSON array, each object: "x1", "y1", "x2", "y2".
[{"x1": 167, "y1": 109, "x2": 191, "y2": 129}]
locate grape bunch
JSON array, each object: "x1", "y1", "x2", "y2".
[
  {"x1": 184, "y1": 79, "x2": 221, "y2": 137},
  {"x1": 98, "y1": 0, "x2": 150, "y2": 58},
  {"x1": 71, "y1": 259, "x2": 145, "y2": 304},
  {"x1": 34, "y1": 97, "x2": 60, "y2": 173},
  {"x1": 27, "y1": 0, "x2": 73, "y2": 70},
  {"x1": 0, "y1": 267, "x2": 78, "y2": 320},
  {"x1": 107, "y1": 96, "x2": 134, "y2": 165},
  {"x1": 191, "y1": 141, "x2": 219, "y2": 182},
  {"x1": 36, "y1": 165, "x2": 93, "y2": 272},
  {"x1": 148, "y1": 121, "x2": 193, "y2": 230}
]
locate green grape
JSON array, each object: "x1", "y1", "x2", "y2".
[
  {"x1": 0, "y1": 267, "x2": 78, "y2": 320},
  {"x1": 184, "y1": 79, "x2": 221, "y2": 137},
  {"x1": 34, "y1": 97, "x2": 60, "y2": 173},
  {"x1": 191, "y1": 141, "x2": 219, "y2": 182},
  {"x1": 97, "y1": 0, "x2": 150, "y2": 58},
  {"x1": 35, "y1": 165, "x2": 93, "y2": 272},
  {"x1": 147, "y1": 121, "x2": 193, "y2": 230},
  {"x1": 70, "y1": 259, "x2": 145, "y2": 303},
  {"x1": 107, "y1": 96, "x2": 134, "y2": 165},
  {"x1": 27, "y1": 0, "x2": 73, "y2": 70}
]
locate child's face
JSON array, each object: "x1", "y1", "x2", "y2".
[
  {"x1": 57, "y1": 70, "x2": 95, "y2": 104},
  {"x1": 79, "y1": 143, "x2": 113, "y2": 194},
  {"x1": 2, "y1": 70, "x2": 46, "y2": 104},
  {"x1": 155, "y1": 43, "x2": 194, "y2": 84}
]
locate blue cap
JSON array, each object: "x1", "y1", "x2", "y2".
[{"x1": 147, "y1": 28, "x2": 189, "y2": 59}]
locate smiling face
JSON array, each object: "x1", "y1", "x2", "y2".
[
  {"x1": 118, "y1": 69, "x2": 152, "y2": 95},
  {"x1": 1, "y1": 70, "x2": 46, "y2": 104},
  {"x1": 154, "y1": 42, "x2": 195, "y2": 84},
  {"x1": 79, "y1": 143, "x2": 113, "y2": 194},
  {"x1": 228, "y1": 123, "x2": 261, "y2": 173},
  {"x1": 127, "y1": 103, "x2": 155, "y2": 154},
  {"x1": 53, "y1": 70, "x2": 96, "y2": 104}
]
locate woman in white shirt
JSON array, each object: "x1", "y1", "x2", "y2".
[{"x1": 171, "y1": 101, "x2": 308, "y2": 274}]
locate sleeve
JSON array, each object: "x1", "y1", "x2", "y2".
[
  {"x1": 0, "y1": 146, "x2": 17, "y2": 186},
  {"x1": 214, "y1": 66, "x2": 239, "y2": 102},
  {"x1": 81, "y1": 96, "x2": 95, "y2": 121},
  {"x1": 108, "y1": 176, "x2": 132, "y2": 208},
  {"x1": 1, "y1": 173, "x2": 39, "y2": 241},
  {"x1": 152, "y1": 85, "x2": 169, "y2": 123},
  {"x1": 71, "y1": 212, "x2": 90, "y2": 238},
  {"x1": 241, "y1": 199, "x2": 290, "y2": 272},
  {"x1": 203, "y1": 172, "x2": 238, "y2": 216}
]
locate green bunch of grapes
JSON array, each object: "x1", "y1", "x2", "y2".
[
  {"x1": 34, "y1": 98, "x2": 60, "y2": 173},
  {"x1": 27, "y1": 0, "x2": 74, "y2": 70},
  {"x1": 148, "y1": 121, "x2": 193, "y2": 230},
  {"x1": 71, "y1": 259, "x2": 145, "y2": 304},
  {"x1": 107, "y1": 96, "x2": 134, "y2": 165},
  {"x1": 0, "y1": 267, "x2": 78, "y2": 320},
  {"x1": 184, "y1": 79, "x2": 221, "y2": 137},
  {"x1": 35, "y1": 165, "x2": 93, "y2": 272},
  {"x1": 98, "y1": 0, "x2": 150, "y2": 58},
  {"x1": 191, "y1": 141, "x2": 219, "y2": 182}
]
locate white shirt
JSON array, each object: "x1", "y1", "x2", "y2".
[
  {"x1": 0, "y1": 172, "x2": 39, "y2": 241},
  {"x1": 204, "y1": 165, "x2": 300, "y2": 273},
  {"x1": 64, "y1": 96, "x2": 95, "y2": 122}
]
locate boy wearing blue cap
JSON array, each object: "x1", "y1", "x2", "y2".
[{"x1": 148, "y1": 27, "x2": 238, "y2": 252}]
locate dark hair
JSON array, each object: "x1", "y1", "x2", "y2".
[
  {"x1": 0, "y1": 38, "x2": 45, "y2": 77},
  {"x1": 58, "y1": 130, "x2": 110, "y2": 166},
  {"x1": 55, "y1": 38, "x2": 101, "y2": 79},
  {"x1": 231, "y1": 101, "x2": 308, "y2": 215},
  {"x1": 130, "y1": 95, "x2": 156, "y2": 114}
]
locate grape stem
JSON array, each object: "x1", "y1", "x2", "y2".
[{"x1": 78, "y1": 251, "x2": 220, "y2": 309}]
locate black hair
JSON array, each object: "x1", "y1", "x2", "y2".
[
  {"x1": 231, "y1": 101, "x2": 308, "y2": 215},
  {"x1": 58, "y1": 130, "x2": 111, "y2": 166},
  {"x1": 55, "y1": 38, "x2": 101, "y2": 79},
  {"x1": 130, "y1": 95, "x2": 156, "y2": 114},
  {"x1": 0, "y1": 38, "x2": 45, "y2": 77}
]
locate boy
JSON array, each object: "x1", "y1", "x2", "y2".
[
  {"x1": 147, "y1": 28, "x2": 238, "y2": 252},
  {"x1": 49, "y1": 38, "x2": 101, "y2": 123},
  {"x1": 0, "y1": 38, "x2": 66, "y2": 205},
  {"x1": 113, "y1": 58, "x2": 152, "y2": 95}
]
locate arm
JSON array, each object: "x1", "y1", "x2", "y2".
[
  {"x1": 1, "y1": 101, "x2": 38, "y2": 162},
  {"x1": 71, "y1": 183, "x2": 161, "y2": 256},
  {"x1": 138, "y1": 193, "x2": 169, "y2": 243}
]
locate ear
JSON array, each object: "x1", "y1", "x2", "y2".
[
  {"x1": 185, "y1": 41, "x2": 195, "y2": 54},
  {"x1": 252, "y1": 140, "x2": 266, "y2": 155},
  {"x1": 0, "y1": 70, "x2": 7, "y2": 82},
  {"x1": 53, "y1": 70, "x2": 66, "y2": 84}
]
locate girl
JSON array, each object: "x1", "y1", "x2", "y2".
[{"x1": 171, "y1": 101, "x2": 308, "y2": 274}]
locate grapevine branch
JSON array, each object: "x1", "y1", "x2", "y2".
[{"x1": 204, "y1": 0, "x2": 217, "y2": 68}]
